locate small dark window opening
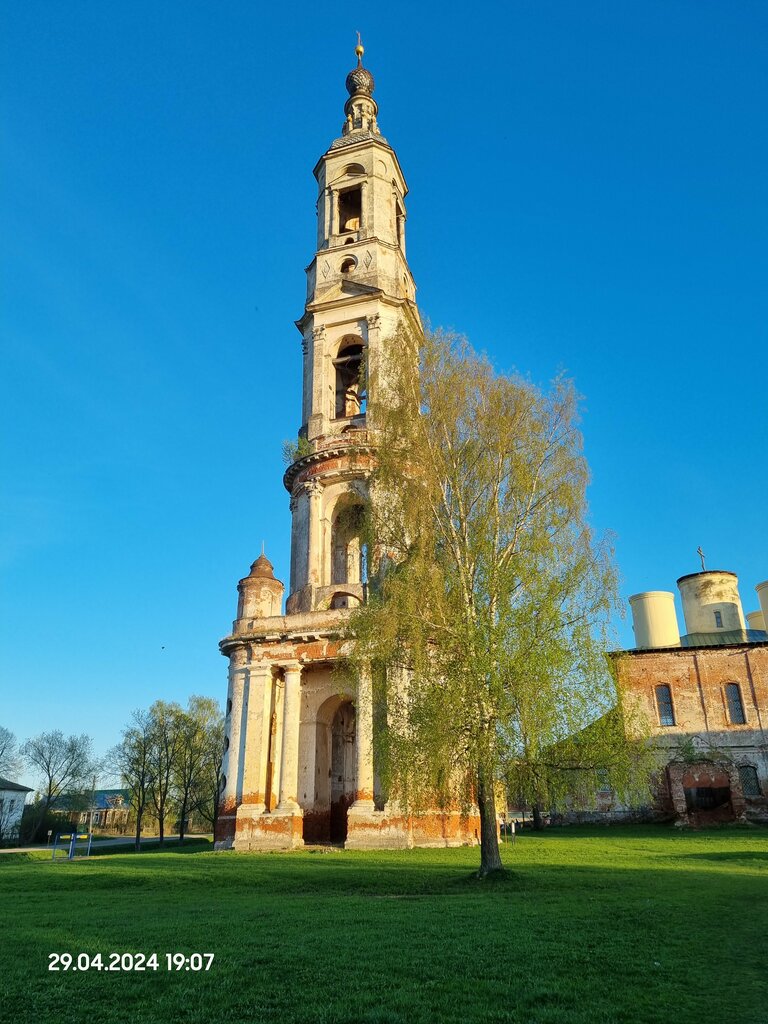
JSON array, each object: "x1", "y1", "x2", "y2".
[
  {"x1": 655, "y1": 684, "x2": 675, "y2": 726},
  {"x1": 344, "y1": 237, "x2": 355, "y2": 244},
  {"x1": 738, "y1": 765, "x2": 761, "y2": 797},
  {"x1": 395, "y1": 200, "x2": 404, "y2": 246},
  {"x1": 714, "y1": 610, "x2": 723, "y2": 628},
  {"x1": 226, "y1": 698, "x2": 232, "y2": 716},
  {"x1": 334, "y1": 343, "x2": 365, "y2": 418},
  {"x1": 726, "y1": 683, "x2": 746, "y2": 724},
  {"x1": 340, "y1": 258, "x2": 355, "y2": 274},
  {"x1": 339, "y1": 188, "x2": 361, "y2": 232}
]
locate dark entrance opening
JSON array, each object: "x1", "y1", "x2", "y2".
[
  {"x1": 302, "y1": 696, "x2": 357, "y2": 845},
  {"x1": 330, "y1": 701, "x2": 356, "y2": 843},
  {"x1": 682, "y1": 770, "x2": 734, "y2": 824}
]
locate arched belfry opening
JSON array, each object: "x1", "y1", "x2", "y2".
[
  {"x1": 333, "y1": 338, "x2": 365, "y2": 418},
  {"x1": 331, "y1": 498, "x2": 367, "y2": 587}
]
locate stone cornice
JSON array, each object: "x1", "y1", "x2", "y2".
[
  {"x1": 295, "y1": 292, "x2": 417, "y2": 334},
  {"x1": 312, "y1": 136, "x2": 408, "y2": 196},
  {"x1": 220, "y1": 608, "x2": 349, "y2": 656},
  {"x1": 282, "y1": 437, "x2": 377, "y2": 492}
]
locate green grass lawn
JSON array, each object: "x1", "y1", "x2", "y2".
[{"x1": 1, "y1": 825, "x2": 766, "y2": 1024}]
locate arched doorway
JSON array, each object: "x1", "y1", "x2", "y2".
[{"x1": 303, "y1": 696, "x2": 357, "y2": 844}]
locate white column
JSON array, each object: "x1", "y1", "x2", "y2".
[
  {"x1": 360, "y1": 180, "x2": 369, "y2": 237},
  {"x1": 308, "y1": 325, "x2": 326, "y2": 437},
  {"x1": 240, "y1": 663, "x2": 273, "y2": 813},
  {"x1": 365, "y1": 313, "x2": 381, "y2": 429},
  {"x1": 221, "y1": 647, "x2": 248, "y2": 808},
  {"x1": 307, "y1": 480, "x2": 323, "y2": 588},
  {"x1": 277, "y1": 662, "x2": 303, "y2": 813},
  {"x1": 352, "y1": 664, "x2": 375, "y2": 810},
  {"x1": 329, "y1": 188, "x2": 338, "y2": 238}
]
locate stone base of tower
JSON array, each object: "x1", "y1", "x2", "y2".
[
  {"x1": 232, "y1": 808, "x2": 305, "y2": 851},
  {"x1": 213, "y1": 803, "x2": 237, "y2": 850},
  {"x1": 345, "y1": 805, "x2": 480, "y2": 850}
]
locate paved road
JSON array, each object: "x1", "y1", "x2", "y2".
[{"x1": 0, "y1": 834, "x2": 212, "y2": 854}]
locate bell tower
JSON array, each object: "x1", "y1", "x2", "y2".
[
  {"x1": 286, "y1": 40, "x2": 420, "y2": 615},
  {"x1": 216, "y1": 45, "x2": 476, "y2": 853}
]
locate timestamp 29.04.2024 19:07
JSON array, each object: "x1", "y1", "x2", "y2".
[{"x1": 48, "y1": 952, "x2": 215, "y2": 972}]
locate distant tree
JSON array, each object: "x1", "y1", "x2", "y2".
[
  {"x1": 190, "y1": 710, "x2": 225, "y2": 835},
  {"x1": 173, "y1": 697, "x2": 223, "y2": 843},
  {"x1": 0, "y1": 726, "x2": 22, "y2": 778},
  {"x1": 148, "y1": 701, "x2": 183, "y2": 845},
  {"x1": 21, "y1": 731, "x2": 95, "y2": 841},
  {"x1": 108, "y1": 710, "x2": 154, "y2": 852},
  {"x1": 349, "y1": 328, "x2": 649, "y2": 876}
]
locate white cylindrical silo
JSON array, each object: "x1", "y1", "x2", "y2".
[
  {"x1": 746, "y1": 609, "x2": 766, "y2": 632},
  {"x1": 756, "y1": 581, "x2": 768, "y2": 635},
  {"x1": 677, "y1": 571, "x2": 746, "y2": 635},
  {"x1": 628, "y1": 591, "x2": 680, "y2": 649}
]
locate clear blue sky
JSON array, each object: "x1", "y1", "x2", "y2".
[{"x1": 2, "y1": 2, "x2": 767, "y2": 785}]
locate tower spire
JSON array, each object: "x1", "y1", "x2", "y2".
[{"x1": 343, "y1": 34, "x2": 378, "y2": 137}]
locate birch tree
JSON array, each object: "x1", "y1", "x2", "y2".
[
  {"x1": 349, "y1": 329, "x2": 648, "y2": 876},
  {"x1": 173, "y1": 697, "x2": 223, "y2": 842},
  {"x1": 109, "y1": 710, "x2": 154, "y2": 852},
  {"x1": 148, "y1": 701, "x2": 183, "y2": 845}
]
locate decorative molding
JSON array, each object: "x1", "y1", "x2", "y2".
[{"x1": 366, "y1": 313, "x2": 381, "y2": 330}]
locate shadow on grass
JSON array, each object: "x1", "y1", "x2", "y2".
[
  {"x1": 516, "y1": 822, "x2": 768, "y2": 841},
  {"x1": 670, "y1": 850, "x2": 768, "y2": 864},
  {"x1": 89, "y1": 838, "x2": 212, "y2": 858}
]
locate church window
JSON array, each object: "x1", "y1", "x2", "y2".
[
  {"x1": 738, "y1": 765, "x2": 761, "y2": 797},
  {"x1": 714, "y1": 610, "x2": 723, "y2": 628},
  {"x1": 655, "y1": 684, "x2": 675, "y2": 726},
  {"x1": 340, "y1": 257, "x2": 356, "y2": 274},
  {"x1": 726, "y1": 683, "x2": 746, "y2": 724},
  {"x1": 333, "y1": 340, "x2": 365, "y2": 418},
  {"x1": 338, "y1": 187, "x2": 361, "y2": 232}
]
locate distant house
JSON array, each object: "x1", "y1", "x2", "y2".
[
  {"x1": 55, "y1": 790, "x2": 132, "y2": 833},
  {"x1": 0, "y1": 777, "x2": 33, "y2": 841}
]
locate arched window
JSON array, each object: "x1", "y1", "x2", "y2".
[
  {"x1": 655, "y1": 684, "x2": 675, "y2": 726},
  {"x1": 738, "y1": 765, "x2": 761, "y2": 797},
  {"x1": 333, "y1": 340, "x2": 365, "y2": 418},
  {"x1": 725, "y1": 683, "x2": 746, "y2": 724},
  {"x1": 331, "y1": 501, "x2": 367, "y2": 586}
]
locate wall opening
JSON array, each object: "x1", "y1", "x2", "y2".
[
  {"x1": 303, "y1": 696, "x2": 356, "y2": 845},
  {"x1": 333, "y1": 340, "x2": 365, "y2": 418},
  {"x1": 726, "y1": 682, "x2": 747, "y2": 724},
  {"x1": 338, "y1": 188, "x2": 361, "y2": 232},
  {"x1": 655, "y1": 684, "x2": 675, "y2": 726},
  {"x1": 340, "y1": 257, "x2": 356, "y2": 274},
  {"x1": 331, "y1": 501, "x2": 367, "y2": 586}
]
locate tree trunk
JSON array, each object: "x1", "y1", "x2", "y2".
[
  {"x1": 179, "y1": 796, "x2": 187, "y2": 844},
  {"x1": 158, "y1": 799, "x2": 165, "y2": 845},
  {"x1": 477, "y1": 768, "x2": 503, "y2": 876},
  {"x1": 532, "y1": 803, "x2": 544, "y2": 830},
  {"x1": 134, "y1": 810, "x2": 142, "y2": 853}
]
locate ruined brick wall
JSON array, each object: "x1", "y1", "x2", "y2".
[{"x1": 617, "y1": 644, "x2": 768, "y2": 821}]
